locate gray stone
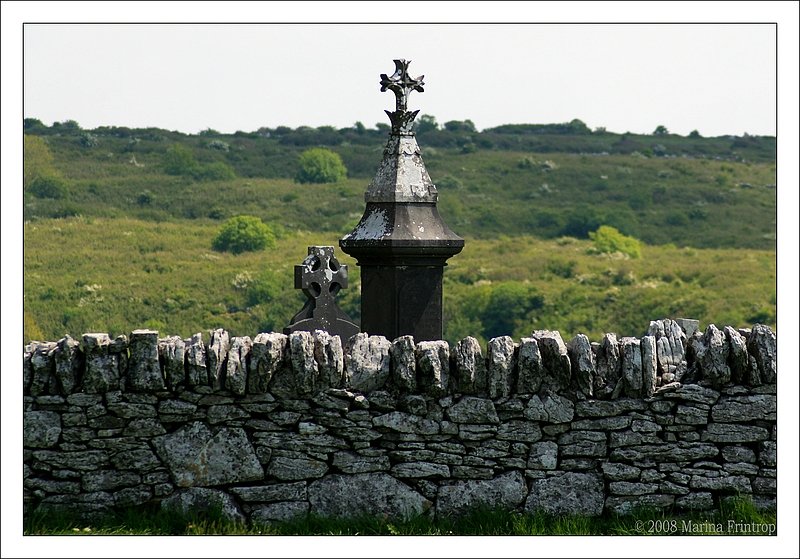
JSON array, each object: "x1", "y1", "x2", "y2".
[
  {"x1": 524, "y1": 391, "x2": 574, "y2": 424},
  {"x1": 308, "y1": 473, "x2": 430, "y2": 520},
  {"x1": 206, "y1": 328, "x2": 230, "y2": 390},
  {"x1": 391, "y1": 461, "x2": 450, "y2": 479},
  {"x1": 266, "y1": 456, "x2": 328, "y2": 480},
  {"x1": 313, "y1": 330, "x2": 345, "y2": 389},
  {"x1": 82, "y1": 470, "x2": 141, "y2": 492},
  {"x1": 675, "y1": 404, "x2": 709, "y2": 425},
  {"x1": 30, "y1": 341, "x2": 58, "y2": 396},
  {"x1": 532, "y1": 330, "x2": 571, "y2": 392},
  {"x1": 158, "y1": 399, "x2": 197, "y2": 415},
  {"x1": 288, "y1": 331, "x2": 318, "y2": 397},
  {"x1": 332, "y1": 450, "x2": 390, "y2": 474},
  {"x1": 702, "y1": 423, "x2": 769, "y2": 443},
  {"x1": 759, "y1": 441, "x2": 776, "y2": 467},
  {"x1": 690, "y1": 475, "x2": 751, "y2": 493},
  {"x1": 251, "y1": 501, "x2": 309, "y2": 524},
  {"x1": 416, "y1": 340, "x2": 450, "y2": 397},
  {"x1": 725, "y1": 326, "x2": 749, "y2": 384},
  {"x1": 575, "y1": 398, "x2": 647, "y2": 417},
  {"x1": 605, "y1": 494, "x2": 675, "y2": 515},
  {"x1": 662, "y1": 383, "x2": 720, "y2": 405},
  {"x1": 722, "y1": 445, "x2": 756, "y2": 464},
  {"x1": 487, "y1": 336, "x2": 515, "y2": 399},
  {"x1": 453, "y1": 336, "x2": 487, "y2": 394},
  {"x1": 32, "y1": 450, "x2": 110, "y2": 471},
  {"x1": 249, "y1": 332, "x2": 288, "y2": 393},
  {"x1": 113, "y1": 486, "x2": 153, "y2": 508},
  {"x1": 594, "y1": 333, "x2": 621, "y2": 395},
  {"x1": 601, "y1": 462, "x2": 640, "y2": 481},
  {"x1": 128, "y1": 330, "x2": 165, "y2": 391},
  {"x1": 640, "y1": 335, "x2": 657, "y2": 397},
  {"x1": 752, "y1": 476, "x2": 776, "y2": 494},
  {"x1": 185, "y1": 333, "x2": 208, "y2": 387},
  {"x1": 111, "y1": 448, "x2": 161, "y2": 471},
  {"x1": 223, "y1": 336, "x2": 251, "y2": 396},
  {"x1": 620, "y1": 337, "x2": 643, "y2": 397},
  {"x1": 437, "y1": 471, "x2": 527, "y2": 517},
  {"x1": 696, "y1": 324, "x2": 731, "y2": 387},
  {"x1": 123, "y1": 418, "x2": 166, "y2": 436},
  {"x1": 567, "y1": 334, "x2": 595, "y2": 397},
  {"x1": 675, "y1": 318, "x2": 700, "y2": 338},
  {"x1": 609, "y1": 481, "x2": 658, "y2": 495},
  {"x1": 711, "y1": 394, "x2": 776, "y2": 422},
  {"x1": 747, "y1": 324, "x2": 776, "y2": 384},
  {"x1": 647, "y1": 319, "x2": 687, "y2": 381},
  {"x1": 373, "y1": 411, "x2": 438, "y2": 435},
  {"x1": 161, "y1": 487, "x2": 244, "y2": 523},
  {"x1": 446, "y1": 396, "x2": 499, "y2": 424},
  {"x1": 526, "y1": 472, "x2": 604, "y2": 516},
  {"x1": 497, "y1": 420, "x2": 542, "y2": 442},
  {"x1": 107, "y1": 402, "x2": 156, "y2": 418},
  {"x1": 232, "y1": 482, "x2": 307, "y2": 502},
  {"x1": 571, "y1": 416, "x2": 631, "y2": 430},
  {"x1": 24, "y1": 411, "x2": 61, "y2": 448},
  {"x1": 153, "y1": 422, "x2": 263, "y2": 487},
  {"x1": 610, "y1": 442, "x2": 718, "y2": 462},
  {"x1": 516, "y1": 337, "x2": 543, "y2": 394},
  {"x1": 527, "y1": 441, "x2": 558, "y2": 470},
  {"x1": 158, "y1": 336, "x2": 186, "y2": 390},
  {"x1": 82, "y1": 334, "x2": 119, "y2": 393},
  {"x1": 54, "y1": 335, "x2": 82, "y2": 395},
  {"x1": 345, "y1": 333, "x2": 391, "y2": 393},
  {"x1": 390, "y1": 335, "x2": 417, "y2": 393},
  {"x1": 675, "y1": 492, "x2": 713, "y2": 510},
  {"x1": 724, "y1": 463, "x2": 760, "y2": 475},
  {"x1": 25, "y1": 477, "x2": 81, "y2": 494}
]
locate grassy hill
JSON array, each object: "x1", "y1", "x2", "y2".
[{"x1": 22, "y1": 120, "x2": 777, "y2": 345}]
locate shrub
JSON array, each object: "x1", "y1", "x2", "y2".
[
  {"x1": 24, "y1": 135, "x2": 56, "y2": 188},
  {"x1": 193, "y1": 161, "x2": 236, "y2": 181},
  {"x1": 295, "y1": 148, "x2": 347, "y2": 184},
  {"x1": 212, "y1": 215, "x2": 276, "y2": 254},
  {"x1": 162, "y1": 144, "x2": 198, "y2": 175},
  {"x1": 589, "y1": 225, "x2": 642, "y2": 259},
  {"x1": 28, "y1": 174, "x2": 69, "y2": 199}
]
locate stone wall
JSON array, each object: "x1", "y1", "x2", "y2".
[{"x1": 23, "y1": 320, "x2": 777, "y2": 524}]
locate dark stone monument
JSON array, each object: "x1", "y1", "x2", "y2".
[
  {"x1": 284, "y1": 246, "x2": 359, "y2": 341},
  {"x1": 339, "y1": 59, "x2": 464, "y2": 342}
]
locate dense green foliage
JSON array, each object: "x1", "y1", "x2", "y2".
[
  {"x1": 24, "y1": 496, "x2": 775, "y2": 536},
  {"x1": 590, "y1": 225, "x2": 642, "y2": 258},
  {"x1": 212, "y1": 215, "x2": 276, "y2": 254},
  {"x1": 21, "y1": 119, "x2": 776, "y2": 345},
  {"x1": 295, "y1": 147, "x2": 347, "y2": 184}
]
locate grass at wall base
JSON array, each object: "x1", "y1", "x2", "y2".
[{"x1": 24, "y1": 496, "x2": 775, "y2": 536}]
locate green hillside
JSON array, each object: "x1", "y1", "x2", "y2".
[{"x1": 22, "y1": 119, "x2": 777, "y2": 345}]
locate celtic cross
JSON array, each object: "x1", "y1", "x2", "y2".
[{"x1": 380, "y1": 59, "x2": 425, "y2": 112}]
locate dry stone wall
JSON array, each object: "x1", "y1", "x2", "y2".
[{"x1": 23, "y1": 320, "x2": 777, "y2": 524}]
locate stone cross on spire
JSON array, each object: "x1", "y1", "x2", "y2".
[{"x1": 380, "y1": 59, "x2": 425, "y2": 134}]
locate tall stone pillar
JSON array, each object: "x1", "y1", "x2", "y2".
[{"x1": 340, "y1": 59, "x2": 464, "y2": 342}]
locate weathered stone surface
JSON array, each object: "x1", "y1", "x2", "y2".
[
  {"x1": 571, "y1": 416, "x2": 631, "y2": 430},
  {"x1": 82, "y1": 334, "x2": 119, "y2": 393},
  {"x1": 373, "y1": 411, "x2": 439, "y2": 435},
  {"x1": 575, "y1": 398, "x2": 647, "y2": 417},
  {"x1": 231, "y1": 482, "x2": 307, "y2": 502},
  {"x1": 392, "y1": 461, "x2": 450, "y2": 478},
  {"x1": 620, "y1": 337, "x2": 642, "y2": 397},
  {"x1": 54, "y1": 336, "x2": 82, "y2": 395},
  {"x1": 722, "y1": 445, "x2": 756, "y2": 464},
  {"x1": 161, "y1": 487, "x2": 244, "y2": 523},
  {"x1": 206, "y1": 328, "x2": 230, "y2": 390},
  {"x1": 647, "y1": 319, "x2": 687, "y2": 381},
  {"x1": 524, "y1": 391, "x2": 574, "y2": 424},
  {"x1": 567, "y1": 334, "x2": 595, "y2": 397},
  {"x1": 124, "y1": 418, "x2": 166, "y2": 437},
  {"x1": 516, "y1": 337, "x2": 543, "y2": 394},
  {"x1": 332, "y1": 450, "x2": 390, "y2": 474},
  {"x1": 446, "y1": 396, "x2": 499, "y2": 424},
  {"x1": 416, "y1": 340, "x2": 450, "y2": 397},
  {"x1": 594, "y1": 333, "x2": 621, "y2": 396},
  {"x1": 185, "y1": 333, "x2": 208, "y2": 387},
  {"x1": 702, "y1": 423, "x2": 769, "y2": 443},
  {"x1": 675, "y1": 404, "x2": 709, "y2": 425},
  {"x1": 250, "y1": 332, "x2": 288, "y2": 394},
  {"x1": 747, "y1": 324, "x2": 776, "y2": 385},
  {"x1": 675, "y1": 492, "x2": 713, "y2": 510},
  {"x1": 527, "y1": 441, "x2": 558, "y2": 470},
  {"x1": 308, "y1": 473, "x2": 430, "y2": 520},
  {"x1": 32, "y1": 450, "x2": 110, "y2": 471},
  {"x1": 724, "y1": 326, "x2": 749, "y2": 384},
  {"x1": 128, "y1": 330, "x2": 165, "y2": 391},
  {"x1": 526, "y1": 473, "x2": 604, "y2": 516},
  {"x1": 605, "y1": 494, "x2": 675, "y2": 515},
  {"x1": 313, "y1": 330, "x2": 345, "y2": 389},
  {"x1": 153, "y1": 422, "x2": 263, "y2": 487},
  {"x1": 82, "y1": 470, "x2": 141, "y2": 492},
  {"x1": 711, "y1": 394, "x2": 776, "y2": 422},
  {"x1": 390, "y1": 335, "x2": 417, "y2": 393},
  {"x1": 601, "y1": 462, "x2": 640, "y2": 481},
  {"x1": 111, "y1": 448, "x2": 161, "y2": 471},
  {"x1": 609, "y1": 481, "x2": 658, "y2": 496},
  {"x1": 158, "y1": 336, "x2": 186, "y2": 390},
  {"x1": 610, "y1": 442, "x2": 718, "y2": 462},
  {"x1": 487, "y1": 336, "x2": 515, "y2": 399},
  {"x1": 24, "y1": 411, "x2": 61, "y2": 448},
  {"x1": 690, "y1": 474, "x2": 751, "y2": 493},
  {"x1": 225, "y1": 336, "x2": 252, "y2": 396},
  {"x1": 289, "y1": 331, "x2": 318, "y2": 397},
  {"x1": 697, "y1": 324, "x2": 731, "y2": 387},
  {"x1": 497, "y1": 420, "x2": 542, "y2": 442},
  {"x1": 661, "y1": 383, "x2": 720, "y2": 405},
  {"x1": 114, "y1": 486, "x2": 153, "y2": 508},
  {"x1": 453, "y1": 336, "x2": 487, "y2": 394},
  {"x1": 759, "y1": 441, "x2": 776, "y2": 467},
  {"x1": 437, "y1": 471, "x2": 527, "y2": 517},
  {"x1": 640, "y1": 335, "x2": 657, "y2": 397},
  {"x1": 251, "y1": 501, "x2": 310, "y2": 524},
  {"x1": 532, "y1": 330, "x2": 572, "y2": 392},
  {"x1": 266, "y1": 456, "x2": 328, "y2": 480},
  {"x1": 345, "y1": 333, "x2": 391, "y2": 393}
]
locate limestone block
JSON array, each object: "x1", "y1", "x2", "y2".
[
  {"x1": 345, "y1": 333, "x2": 391, "y2": 393},
  {"x1": 128, "y1": 330, "x2": 165, "y2": 391},
  {"x1": 161, "y1": 487, "x2": 245, "y2": 523},
  {"x1": 225, "y1": 336, "x2": 252, "y2": 396},
  {"x1": 446, "y1": 396, "x2": 499, "y2": 424},
  {"x1": 206, "y1": 328, "x2": 230, "y2": 390},
  {"x1": 314, "y1": 330, "x2": 344, "y2": 390},
  {"x1": 158, "y1": 336, "x2": 186, "y2": 391},
  {"x1": 185, "y1": 332, "x2": 209, "y2": 387},
  {"x1": 54, "y1": 335, "x2": 82, "y2": 395},
  {"x1": 308, "y1": 473, "x2": 430, "y2": 520},
  {"x1": 567, "y1": 334, "x2": 595, "y2": 397},
  {"x1": 250, "y1": 332, "x2": 288, "y2": 394},
  {"x1": 747, "y1": 324, "x2": 777, "y2": 385},
  {"x1": 453, "y1": 336, "x2": 487, "y2": 394},
  {"x1": 594, "y1": 333, "x2": 621, "y2": 396},
  {"x1": 526, "y1": 472, "x2": 604, "y2": 516},
  {"x1": 416, "y1": 340, "x2": 450, "y2": 398},
  {"x1": 532, "y1": 330, "x2": 571, "y2": 392},
  {"x1": 23, "y1": 411, "x2": 61, "y2": 448},
  {"x1": 516, "y1": 337, "x2": 543, "y2": 394},
  {"x1": 487, "y1": 336, "x2": 515, "y2": 399},
  {"x1": 524, "y1": 390, "x2": 574, "y2": 424},
  {"x1": 437, "y1": 471, "x2": 527, "y2": 517}
]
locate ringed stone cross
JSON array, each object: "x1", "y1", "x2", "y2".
[
  {"x1": 284, "y1": 246, "x2": 359, "y2": 341},
  {"x1": 380, "y1": 59, "x2": 425, "y2": 134}
]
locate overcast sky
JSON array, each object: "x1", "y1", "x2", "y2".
[{"x1": 22, "y1": 22, "x2": 777, "y2": 137}]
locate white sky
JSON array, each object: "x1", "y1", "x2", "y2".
[
  {"x1": 22, "y1": 22, "x2": 776, "y2": 137},
  {"x1": 2, "y1": 3, "x2": 799, "y2": 559}
]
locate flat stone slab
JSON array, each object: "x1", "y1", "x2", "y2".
[
  {"x1": 437, "y1": 471, "x2": 527, "y2": 517},
  {"x1": 161, "y1": 487, "x2": 245, "y2": 523},
  {"x1": 525, "y1": 472, "x2": 604, "y2": 516},
  {"x1": 308, "y1": 473, "x2": 430, "y2": 520}
]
